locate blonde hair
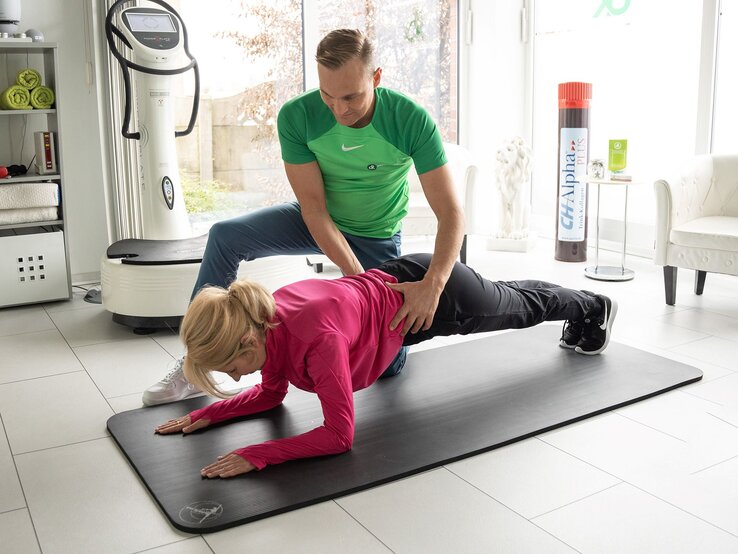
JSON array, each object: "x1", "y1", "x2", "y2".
[
  {"x1": 180, "y1": 279, "x2": 277, "y2": 399},
  {"x1": 316, "y1": 29, "x2": 374, "y2": 72}
]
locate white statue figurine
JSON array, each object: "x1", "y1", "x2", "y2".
[{"x1": 494, "y1": 136, "x2": 532, "y2": 240}]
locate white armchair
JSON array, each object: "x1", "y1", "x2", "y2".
[{"x1": 654, "y1": 154, "x2": 738, "y2": 305}]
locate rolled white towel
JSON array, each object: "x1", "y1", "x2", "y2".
[
  {"x1": 0, "y1": 182, "x2": 60, "y2": 209},
  {"x1": 0, "y1": 207, "x2": 59, "y2": 225}
]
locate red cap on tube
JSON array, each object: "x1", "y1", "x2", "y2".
[{"x1": 558, "y1": 82, "x2": 592, "y2": 109}]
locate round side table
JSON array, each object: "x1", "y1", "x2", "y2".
[{"x1": 584, "y1": 177, "x2": 642, "y2": 281}]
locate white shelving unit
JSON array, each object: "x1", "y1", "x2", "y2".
[{"x1": 0, "y1": 42, "x2": 72, "y2": 307}]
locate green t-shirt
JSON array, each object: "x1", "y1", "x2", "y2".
[{"x1": 277, "y1": 87, "x2": 447, "y2": 238}]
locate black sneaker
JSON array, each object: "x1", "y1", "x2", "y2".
[
  {"x1": 559, "y1": 320, "x2": 585, "y2": 349},
  {"x1": 575, "y1": 295, "x2": 618, "y2": 355}
]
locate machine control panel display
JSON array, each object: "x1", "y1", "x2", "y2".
[
  {"x1": 126, "y1": 13, "x2": 176, "y2": 33},
  {"x1": 122, "y1": 8, "x2": 180, "y2": 51}
]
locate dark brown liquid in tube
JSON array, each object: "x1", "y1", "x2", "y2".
[{"x1": 555, "y1": 82, "x2": 591, "y2": 262}]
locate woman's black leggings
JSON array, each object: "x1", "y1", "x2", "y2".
[{"x1": 378, "y1": 253, "x2": 603, "y2": 347}]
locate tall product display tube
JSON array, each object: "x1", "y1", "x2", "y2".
[{"x1": 555, "y1": 82, "x2": 591, "y2": 262}]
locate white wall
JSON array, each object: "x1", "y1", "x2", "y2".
[
  {"x1": 460, "y1": 0, "x2": 530, "y2": 236},
  {"x1": 16, "y1": 0, "x2": 109, "y2": 282}
]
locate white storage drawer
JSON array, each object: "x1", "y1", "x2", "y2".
[{"x1": 0, "y1": 231, "x2": 70, "y2": 307}]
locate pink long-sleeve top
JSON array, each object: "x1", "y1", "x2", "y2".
[{"x1": 188, "y1": 269, "x2": 405, "y2": 470}]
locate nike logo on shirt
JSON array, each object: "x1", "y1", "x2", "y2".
[{"x1": 341, "y1": 144, "x2": 365, "y2": 152}]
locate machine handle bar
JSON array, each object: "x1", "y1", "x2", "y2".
[{"x1": 105, "y1": 0, "x2": 200, "y2": 140}]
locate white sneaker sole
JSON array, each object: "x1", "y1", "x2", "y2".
[{"x1": 142, "y1": 387, "x2": 202, "y2": 407}]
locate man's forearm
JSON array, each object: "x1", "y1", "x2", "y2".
[
  {"x1": 302, "y1": 210, "x2": 364, "y2": 275},
  {"x1": 284, "y1": 161, "x2": 364, "y2": 275},
  {"x1": 424, "y1": 209, "x2": 465, "y2": 289}
]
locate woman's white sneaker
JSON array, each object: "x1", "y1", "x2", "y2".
[{"x1": 142, "y1": 358, "x2": 198, "y2": 406}]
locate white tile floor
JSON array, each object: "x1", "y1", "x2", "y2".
[{"x1": 1, "y1": 238, "x2": 737, "y2": 553}]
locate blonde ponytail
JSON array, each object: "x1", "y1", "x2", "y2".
[{"x1": 180, "y1": 279, "x2": 277, "y2": 398}]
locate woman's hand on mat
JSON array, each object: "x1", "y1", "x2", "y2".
[
  {"x1": 386, "y1": 279, "x2": 442, "y2": 335},
  {"x1": 154, "y1": 415, "x2": 210, "y2": 435},
  {"x1": 201, "y1": 452, "x2": 256, "y2": 478}
]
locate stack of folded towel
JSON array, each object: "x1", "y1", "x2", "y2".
[
  {"x1": 0, "y1": 68, "x2": 55, "y2": 110},
  {"x1": 0, "y1": 182, "x2": 60, "y2": 225}
]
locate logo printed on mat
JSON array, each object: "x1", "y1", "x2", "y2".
[
  {"x1": 341, "y1": 144, "x2": 365, "y2": 152},
  {"x1": 179, "y1": 501, "x2": 224, "y2": 524}
]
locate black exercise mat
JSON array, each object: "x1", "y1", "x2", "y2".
[{"x1": 108, "y1": 325, "x2": 702, "y2": 533}]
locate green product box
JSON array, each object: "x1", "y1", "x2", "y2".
[{"x1": 608, "y1": 139, "x2": 628, "y2": 172}]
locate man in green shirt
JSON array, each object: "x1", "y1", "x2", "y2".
[
  {"x1": 143, "y1": 28, "x2": 464, "y2": 406},
  {"x1": 279, "y1": 29, "x2": 464, "y2": 336}
]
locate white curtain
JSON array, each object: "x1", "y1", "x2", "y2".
[{"x1": 100, "y1": 0, "x2": 144, "y2": 240}]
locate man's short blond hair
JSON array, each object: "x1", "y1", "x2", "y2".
[{"x1": 316, "y1": 29, "x2": 374, "y2": 71}]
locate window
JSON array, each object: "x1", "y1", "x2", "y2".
[
  {"x1": 531, "y1": 0, "x2": 703, "y2": 230},
  {"x1": 167, "y1": 0, "x2": 457, "y2": 234},
  {"x1": 712, "y1": 0, "x2": 737, "y2": 154},
  {"x1": 170, "y1": 0, "x2": 304, "y2": 234},
  {"x1": 305, "y1": 0, "x2": 458, "y2": 142}
]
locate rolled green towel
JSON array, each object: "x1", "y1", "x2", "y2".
[
  {"x1": 30, "y1": 86, "x2": 55, "y2": 109},
  {"x1": 0, "y1": 85, "x2": 31, "y2": 110},
  {"x1": 16, "y1": 68, "x2": 42, "y2": 90}
]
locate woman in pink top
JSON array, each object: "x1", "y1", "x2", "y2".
[{"x1": 156, "y1": 253, "x2": 617, "y2": 478}]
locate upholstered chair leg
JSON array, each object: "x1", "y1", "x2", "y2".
[
  {"x1": 694, "y1": 270, "x2": 707, "y2": 295},
  {"x1": 460, "y1": 234, "x2": 467, "y2": 264},
  {"x1": 664, "y1": 266, "x2": 677, "y2": 305}
]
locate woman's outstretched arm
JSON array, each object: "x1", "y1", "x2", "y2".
[
  {"x1": 188, "y1": 372, "x2": 289, "y2": 426},
  {"x1": 204, "y1": 334, "x2": 356, "y2": 477},
  {"x1": 154, "y1": 372, "x2": 288, "y2": 435}
]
